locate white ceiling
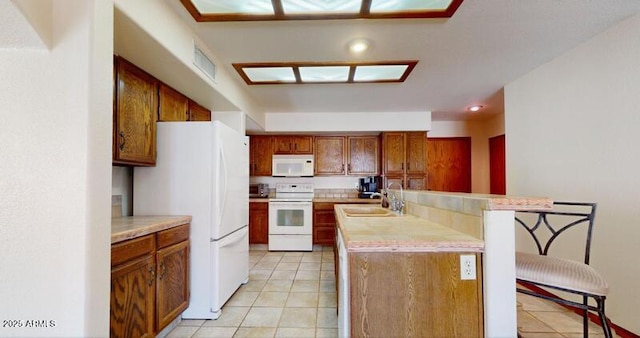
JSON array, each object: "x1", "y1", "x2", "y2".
[{"x1": 165, "y1": 0, "x2": 640, "y2": 121}]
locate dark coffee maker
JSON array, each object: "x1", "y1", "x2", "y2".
[{"x1": 358, "y1": 176, "x2": 382, "y2": 198}]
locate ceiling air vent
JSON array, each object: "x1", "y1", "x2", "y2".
[{"x1": 193, "y1": 43, "x2": 216, "y2": 82}]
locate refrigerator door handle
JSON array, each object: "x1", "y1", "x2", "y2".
[{"x1": 217, "y1": 144, "x2": 227, "y2": 227}]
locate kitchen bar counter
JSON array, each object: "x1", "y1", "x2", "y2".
[
  {"x1": 335, "y1": 204, "x2": 483, "y2": 253},
  {"x1": 111, "y1": 215, "x2": 192, "y2": 244}
]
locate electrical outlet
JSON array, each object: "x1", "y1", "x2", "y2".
[
  {"x1": 355, "y1": 182, "x2": 359, "y2": 189},
  {"x1": 460, "y1": 255, "x2": 476, "y2": 280}
]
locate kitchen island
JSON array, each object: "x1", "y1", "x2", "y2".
[{"x1": 335, "y1": 191, "x2": 552, "y2": 338}]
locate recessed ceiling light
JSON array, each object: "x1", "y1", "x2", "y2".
[
  {"x1": 348, "y1": 38, "x2": 371, "y2": 54},
  {"x1": 467, "y1": 105, "x2": 483, "y2": 112}
]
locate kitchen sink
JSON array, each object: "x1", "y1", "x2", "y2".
[{"x1": 342, "y1": 207, "x2": 394, "y2": 217}]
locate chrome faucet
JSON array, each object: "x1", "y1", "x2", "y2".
[{"x1": 387, "y1": 182, "x2": 404, "y2": 214}]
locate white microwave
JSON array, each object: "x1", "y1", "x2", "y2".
[{"x1": 272, "y1": 154, "x2": 314, "y2": 177}]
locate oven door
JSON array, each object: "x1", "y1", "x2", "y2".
[{"x1": 268, "y1": 201, "x2": 312, "y2": 235}]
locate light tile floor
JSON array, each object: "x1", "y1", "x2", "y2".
[{"x1": 167, "y1": 246, "x2": 617, "y2": 338}]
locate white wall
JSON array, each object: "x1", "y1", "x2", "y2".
[
  {"x1": 0, "y1": 1, "x2": 111, "y2": 336},
  {"x1": 265, "y1": 111, "x2": 431, "y2": 132},
  {"x1": 505, "y1": 13, "x2": 640, "y2": 334}
]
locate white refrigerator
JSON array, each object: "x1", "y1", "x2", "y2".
[{"x1": 134, "y1": 121, "x2": 249, "y2": 319}]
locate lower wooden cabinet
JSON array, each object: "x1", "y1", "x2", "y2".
[
  {"x1": 156, "y1": 239, "x2": 189, "y2": 330},
  {"x1": 249, "y1": 202, "x2": 269, "y2": 244},
  {"x1": 110, "y1": 224, "x2": 190, "y2": 338},
  {"x1": 313, "y1": 203, "x2": 337, "y2": 245},
  {"x1": 346, "y1": 251, "x2": 484, "y2": 337},
  {"x1": 110, "y1": 244, "x2": 156, "y2": 338}
]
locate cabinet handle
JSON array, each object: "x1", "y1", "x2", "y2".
[
  {"x1": 159, "y1": 262, "x2": 166, "y2": 280},
  {"x1": 347, "y1": 164, "x2": 351, "y2": 172},
  {"x1": 401, "y1": 163, "x2": 404, "y2": 170},
  {"x1": 148, "y1": 266, "x2": 155, "y2": 286},
  {"x1": 119, "y1": 131, "x2": 126, "y2": 151},
  {"x1": 407, "y1": 163, "x2": 410, "y2": 170}
]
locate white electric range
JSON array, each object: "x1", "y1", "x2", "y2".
[{"x1": 268, "y1": 183, "x2": 314, "y2": 251}]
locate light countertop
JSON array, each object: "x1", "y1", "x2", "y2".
[
  {"x1": 335, "y1": 204, "x2": 484, "y2": 253},
  {"x1": 111, "y1": 215, "x2": 192, "y2": 244}
]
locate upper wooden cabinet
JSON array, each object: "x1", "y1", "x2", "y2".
[
  {"x1": 315, "y1": 136, "x2": 380, "y2": 176},
  {"x1": 250, "y1": 135, "x2": 273, "y2": 176},
  {"x1": 113, "y1": 56, "x2": 158, "y2": 166},
  {"x1": 315, "y1": 136, "x2": 346, "y2": 175},
  {"x1": 158, "y1": 83, "x2": 188, "y2": 122},
  {"x1": 273, "y1": 135, "x2": 313, "y2": 154},
  {"x1": 347, "y1": 136, "x2": 379, "y2": 176},
  {"x1": 188, "y1": 101, "x2": 211, "y2": 121},
  {"x1": 382, "y1": 131, "x2": 427, "y2": 189}
]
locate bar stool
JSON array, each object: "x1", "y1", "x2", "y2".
[{"x1": 515, "y1": 202, "x2": 612, "y2": 338}]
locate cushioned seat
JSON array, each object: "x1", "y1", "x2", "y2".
[
  {"x1": 515, "y1": 202, "x2": 613, "y2": 338},
  {"x1": 516, "y1": 251, "x2": 608, "y2": 296}
]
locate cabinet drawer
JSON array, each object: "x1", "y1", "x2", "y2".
[
  {"x1": 157, "y1": 224, "x2": 190, "y2": 249},
  {"x1": 111, "y1": 235, "x2": 156, "y2": 267}
]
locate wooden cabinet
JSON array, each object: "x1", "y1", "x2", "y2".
[
  {"x1": 315, "y1": 136, "x2": 380, "y2": 176},
  {"x1": 249, "y1": 136, "x2": 273, "y2": 176},
  {"x1": 427, "y1": 137, "x2": 472, "y2": 193},
  {"x1": 158, "y1": 83, "x2": 188, "y2": 121},
  {"x1": 155, "y1": 225, "x2": 190, "y2": 331},
  {"x1": 249, "y1": 202, "x2": 269, "y2": 244},
  {"x1": 315, "y1": 136, "x2": 346, "y2": 175},
  {"x1": 110, "y1": 235, "x2": 156, "y2": 338},
  {"x1": 188, "y1": 101, "x2": 211, "y2": 121},
  {"x1": 347, "y1": 136, "x2": 379, "y2": 175},
  {"x1": 313, "y1": 203, "x2": 337, "y2": 245},
  {"x1": 273, "y1": 135, "x2": 313, "y2": 154},
  {"x1": 113, "y1": 56, "x2": 158, "y2": 166},
  {"x1": 345, "y1": 250, "x2": 484, "y2": 337},
  {"x1": 381, "y1": 131, "x2": 427, "y2": 189},
  {"x1": 110, "y1": 224, "x2": 190, "y2": 337}
]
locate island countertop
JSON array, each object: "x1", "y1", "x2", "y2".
[
  {"x1": 334, "y1": 204, "x2": 484, "y2": 253},
  {"x1": 111, "y1": 215, "x2": 192, "y2": 244}
]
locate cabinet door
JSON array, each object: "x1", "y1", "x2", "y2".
[
  {"x1": 405, "y1": 132, "x2": 427, "y2": 175},
  {"x1": 406, "y1": 176, "x2": 427, "y2": 190},
  {"x1": 313, "y1": 203, "x2": 336, "y2": 245},
  {"x1": 382, "y1": 132, "x2": 405, "y2": 176},
  {"x1": 110, "y1": 255, "x2": 156, "y2": 338},
  {"x1": 188, "y1": 101, "x2": 211, "y2": 121},
  {"x1": 273, "y1": 136, "x2": 293, "y2": 154},
  {"x1": 347, "y1": 136, "x2": 379, "y2": 176},
  {"x1": 250, "y1": 136, "x2": 273, "y2": 176},
  {"x1": 315, "y1": 136, "x2": 346, "y2": 175},
  {"x1": 114, "y1": 57, "x2": 158, "y2": 166},
  {"x1": 292, "y1": 136, "x2": 313, "y2": 154},
  {"x1": 249, "y1": 202, "x2": 269, "y2": 244},
  {"x1": 158, "y1": 83, "x2": 188, "y2": 121},
  {"x1": 156, "y1": 240, "x2": 190, "y2": 331}
]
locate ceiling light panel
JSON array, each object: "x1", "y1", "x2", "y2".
[
  {"x1": 354, "y1": 65, "x2": 408, "y2": 81},
  {"x1": 370, "y1": 0, "x2": 453, "y2": 12},
  {"x1": 191, "y1": 0, "x2": 274, "y2": 14},
  {"x1": 182, "y1": 0, "x2": 464, "y2": 21},
  {"x1": 299, "y1": 66, "x2": 351, "y2": 82},
  {"x1": 243, "y1": 67, "x2": 296, "y2": 82},
  {"x1": 281, "y1": 0, "x2": 362, "y2": 14}
]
